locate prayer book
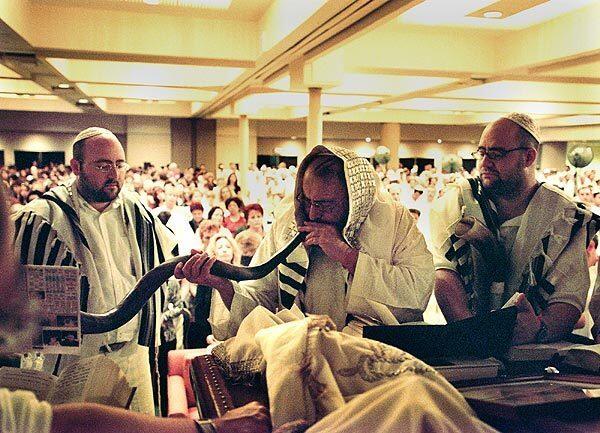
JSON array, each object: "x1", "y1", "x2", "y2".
[
  {"x1": 0, "y1": 355, "x2": 134, "y2": 408},
  {"x1": 432, "y1": 357, "x2": 503, "y2": 383}
]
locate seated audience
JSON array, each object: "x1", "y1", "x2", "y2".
[
  {"x1": 236, "y1": 203, "x2": 266, "y2": 238},
  {"x1": 223, "y1": 197, "x2": 246, "y2": 235}
]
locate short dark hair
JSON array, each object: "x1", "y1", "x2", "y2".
[
  {"x1": 225, "y1": 197, "x2": 244, "y2": 210},
  {"x1": 208, "y1": 206, "x2": 224, "y2": 220},
  {"x1": 408, "y1": 208, "x2": 421, "y2": 217},
  {"x1": 189, "y1": 201, "x2": 204, "y2": 213},
  {"x1": 72, "y1": 138, "x2": 86, "y2": 161},
  {"x1": 244, "y1": 203, "x2": 264, "y2": 216}
]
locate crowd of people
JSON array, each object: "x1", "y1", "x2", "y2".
[
  {"x1": 3, "y1": 113, "x2": 600, "y2": 433},
  {"x1": 4, "y1": 152, "x2": 600, "y2": 238},
  {"x1": 4, "y1": 143, "x2": 600, "y2": 340}
]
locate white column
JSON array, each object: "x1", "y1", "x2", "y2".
[
  {"x1": 239, "y1": 115, "x2": 250, "y2": 198},
  {"x1": 306, "y1": 87, "x2": 323, "y2": 153},
  {"x1": 381, "y1": 123, "x2": 400, "y2": 169}
]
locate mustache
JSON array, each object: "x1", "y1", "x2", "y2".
[{"x1": 103, "y1": 180, "x2": 119, "y2": 187}]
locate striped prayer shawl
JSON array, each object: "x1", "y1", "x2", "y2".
[{"x1": 13, "y1": 190, "x2": 169, "y2": 347}]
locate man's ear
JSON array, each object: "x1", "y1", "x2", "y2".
[
  {"x1": 70, "y1": 158, "x2": 81, "y2": 176},
  {"x1": 524, "y1": 148, "x2": 538, "y2": 168}
]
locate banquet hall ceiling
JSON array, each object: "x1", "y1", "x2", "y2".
[{"x1": 0, "y1": 0, "x2": 598, "y2": 128}]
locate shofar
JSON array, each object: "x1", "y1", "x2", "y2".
[
  {"x1": 454, "y1": 215, "x2": 508, "y2": 290},
  {"x1": 81, "y1": 231, "x2": 307, "y2": 334}
]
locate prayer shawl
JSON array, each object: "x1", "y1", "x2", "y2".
[
  {"x1": 212, "y1": 307, "x2": 497, "y2": 432},
  {"x1": 214, "y1": 145, "x2": 433, "y2": 339},
  {"x1": 12, "y1": 181, "x2": 176, "y2": 347},
  {"x1": 432, "y1": 177, "x2": 595, "y2": 314}
]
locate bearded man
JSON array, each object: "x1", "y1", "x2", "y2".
[
  {"x1": 12, "y1": 127, "x2": 176, "y2": 414},
  {"x1": 430, "y1": 113, "x2": 594, "y2": 345}
]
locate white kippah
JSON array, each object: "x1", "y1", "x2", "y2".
[
  {"x1": 501, "y1": 112, "x2": 542, "y2": 144},
  {"x1": 72, "y1": 127, "x2": 115, "y2": 145}
]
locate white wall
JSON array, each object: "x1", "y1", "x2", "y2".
[
  {"x1": 0, "y1": 132, "x2": 73, "y2": 165},
  {"x1": 126, "y1": 116, "x2": 171, "y2": 167},
  {"x1": 216, "y1": 119, "x2": 257, "y2": 168},
  {"x1": 0, "y1": 110, "x2": 127, "y2": 166}
]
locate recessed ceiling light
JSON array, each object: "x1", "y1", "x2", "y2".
[
  {"x1": 365, "y1": 137, "x2": 372, "y2": 143},
  {"x1": 143, "y1": 0, "x2": 160, "y2": 5},
  {"x1": 77, "y1": 98, "x2": 90, "y2": 104},
  {"x1": 57, "y1": 83, "x2": 71, "y2": 89},
  {"x1": 483, "y1": 11, "x2": 503, "y2": 19},
  {"x1": 291, "y1": 136, "x2": 297, "y2": 140},
  {"x1": 437, "y1": 138, "x2": 443, "y2": 144}
]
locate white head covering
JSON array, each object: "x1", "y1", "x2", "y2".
[
  {"x1": 72, "y1": 127, "x2": 117, "y2": 144},
  {"x1": 501, "y1": 112, "x2": 542, "y2": 144}
]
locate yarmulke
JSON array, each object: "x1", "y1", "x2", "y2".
[
  {"x1": 501, "y1": 112, "x2": 542, "y2": 144},
  {"x1": 72, "y1": 127, "x2": 115, "y2": 145}
]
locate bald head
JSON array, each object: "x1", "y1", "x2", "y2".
[
  {"x1": 70, "y1": 128, "x2": 126, "y2": 209},
  {"x1": 73, "y1": 127, "x2": 121, "y2": 162},
  {"x1": 478, "y1": 116, "x2": 539, "y2": 198}
]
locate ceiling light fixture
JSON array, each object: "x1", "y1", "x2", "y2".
[
  {"x1": 365, "y1": 137, "x2": 372, "y2": 143},
  {"x1": 483, "y1": 11, "x2": 503, "y2": 18},
  {"x1": 58, "y1": 83, "x2": 71, "y2": 89},
  {"x1": 77, "y1": 98, "x2": 90, "y2": 104},
  {"x1": 291, "y1": 136, "x2": 297, "y2": 140},
  {"x1": 437, "y1": 139, "x2": 443, "y2": 144},
  {"x1": 143, "y1": 0, "x2": 160, "y2": 5}
]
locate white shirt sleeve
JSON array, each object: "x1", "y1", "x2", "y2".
[{"x1": 0, "y1": 389, "x2": 52, "y2": 433}]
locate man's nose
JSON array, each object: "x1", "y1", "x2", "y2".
[{"x1": 480, "y1": 153, "x2": 494, "y2": 168}]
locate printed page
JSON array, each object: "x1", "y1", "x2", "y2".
[
  {"x1": 0, "y1": 367, "x2": 57, "y2": 401},
  {"x1": 85, "y1": 357, "x2": 132, "y2": 408},
  {"x1": 24, "y1": 265, "x2": 81, "y2": 355},
  {"x1": 47, "y1": 356, "x2": 99, "y2": 404}
]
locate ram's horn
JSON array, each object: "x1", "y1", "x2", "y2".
[{"x1": 81, "y1": 231, "x2": 306, "y2": 334}]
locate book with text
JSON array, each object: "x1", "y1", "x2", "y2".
[{"x1": 0, "y1": 355, "x2": 134, "y2": 408}]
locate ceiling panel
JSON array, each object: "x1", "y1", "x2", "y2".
[
  {"x1": 328, "y1": 74, "x2": 456, "y2": 96},
  {"x1": 0, "y1": 79, "x2": 51, "y2": 95},
  {"x1": 537, "y1": 115, "x2": 600, "y2": 127},
  {"x1": 438, "y1": 81, "x2": 600, "y2": 103},
  {"x1": 397, "y1": 0, "x2": 597, "y2": 29},
  {"x1": 33, "y1": 0, "x2": 274, "y2": 20},
  {"x1": 383, "y1": 97, "x2": 600, "y2": 115},
  {"x1": 77, "y1": 83, "x2": 217, "y2": 101},
  {"x1": 0, "y1": 65, "x2": 21, "y2": 78},
  {"x1": 0, "y1": 95, "x2": 82, "y2": 112},
  {"x1": 539, "y1": 60, "x2": 600, "y2": 78},
  {"x1": 46, "y1": 58, "x2": 246, "y2": 87},
  {"x1": 237, "y1": 92, "x2": 380, "y2": 110},
  {"x1": 93, "y1": 97, "x2": 193, "y2": 116}
]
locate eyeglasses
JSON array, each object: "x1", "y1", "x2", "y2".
[
  {"x1": 83, "y1": 161, "x2": 130, "y2": 173},
  {"x1": 471, "y1": 147, "x2": 531, "y2": 161},
  {"x1": 297, "y1": 194, "x2": 338, "y2": 212}
]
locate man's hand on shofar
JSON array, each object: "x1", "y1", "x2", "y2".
[
  {"x1": 511, "y1": 293, "x2": 540, "y2": 345},
  {"x1": 174, "y1": 249, "x2": 226, "y2": 288},
  {"x1": 212, "y1": 401, "x2": 272, "y2": 433},
  {"x1": 299, "y1": 222, "x2": 351, "y2": 264}
]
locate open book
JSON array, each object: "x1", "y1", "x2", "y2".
[{"x1": 0, "y1": 355, "x2": 134, "y2": 408}]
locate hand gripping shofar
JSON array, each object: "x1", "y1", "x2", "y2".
[{"x1": 81, "y1": 232, "x2": 306, "y2": 334}]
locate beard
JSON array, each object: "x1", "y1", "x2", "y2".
[
  {"x1": 78, "y1": 172, "x2": 122, "y2": 203},
  {"x1": 481, "y1": 175, "x2": 524, "y2": 199}
]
